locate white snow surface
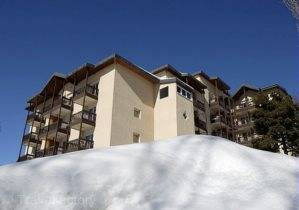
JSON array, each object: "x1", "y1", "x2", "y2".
[{"x1": 0, "y1": 135, "x2": 298, "y2": 210}]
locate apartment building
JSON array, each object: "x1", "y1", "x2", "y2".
[
  {"x1": 18, "y1": 53, "x2": 292, "y2": 161},
  {"x1": 18, "y1": 54, "x2": 207, "y2": 161},
  {"x1": 231, "y1": 84, "x2": 290, "y2": 146},
  {"x1": 193, "y1": 71, "x2": 234, "y2": 140},
  {"x1": 232, "y1": 85, "x2": 259, "y2": 146}
]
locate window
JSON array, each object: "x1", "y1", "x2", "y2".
[
  {"x1": 89, "y1": 107, "x2": 96, "y2": 114},
  {"x1": 160, "y1": 86, "x2": 169, "y2": 99},
  {"x1": 177, "y1": 85, "x2": 193, "y2": 101},
  {"x1": 183, "y1": 111, "x2": 188, "y2": 120},
  {"x1": 182, "y1": 89, "x2": 186, "y2": 97},
  {"x1": 177, "y1": 86, "x2": 181, "y2": 93},
  {"x1": 134, "y1": 108, "x2": 141, "y2": 118},
  {"x1": 85, "y1": 134, "x2": 94, "y2": 141},
  {"x1": 133, "y1": 133, "x2": 140, "y2": 143}
]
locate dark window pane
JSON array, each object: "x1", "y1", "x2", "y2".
[
  {"x1": 160, "y1": 87, "x2": 169, "y2": 99},
  {"x1": 177, "y1": 86, "x2": 181, "y2": 93}
]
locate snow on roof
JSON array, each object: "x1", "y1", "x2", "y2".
[{"x1": 0, "y1": 135, "x2": 296, "y2": 209}]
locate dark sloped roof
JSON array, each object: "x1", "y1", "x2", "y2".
[
  {"x1": 232, "y1": 84, "x2": 258, "y2": 100},
  {"x1": 27, "y1": 54, "x2": 160, "y2": 105},
  {"x1": 109, "y1": 54, "x2": 160, "y2": 83},
  {"x1": 152, "y1": 64, "x2": 182, "y2": 78},
  {"x1": 261, "y1": 84, "x2": 289, "y2": 96},
  {"x1": 27, "y1": 73, "x2": 66, "y2": 105},
  {"x1": 152, "y1": 65, "x2": 206, "y2": 93},
  {"x1": 193, "y1": 71, "x2": 230, "y2": 91}
]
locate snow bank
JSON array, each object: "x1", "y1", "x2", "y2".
[{"x1": 0, "y1": 135, "x2": 297, "y2": 210}]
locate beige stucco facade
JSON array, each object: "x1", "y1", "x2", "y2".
[
  {"x1": 154, "y1": 83, "x2": 178, "y2": 140},
  {"x1": 19, "y1": 54, "x2": 209, "y2": 161},
  {"x1": 92, "y1": 63, "x2": 198, "y2": 147}
]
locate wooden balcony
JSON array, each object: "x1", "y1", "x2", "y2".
[
  {"x1": 70, "y1": 110, "x2": 96, "y2": 131},
  {"x1": 35, "y1": 149, "x2": 45, "y2": 158},
  {"x1": 35, "y1": 144, "x2": 62, "y2": 157},
  {"x1": 17, "y1": 154, "x2": 34, "y2": 162},
  {"x1": 27, "y1": 112, "x2": 45, "y2": 124},
  {"x1": 73, "y1": 85, "x2": 98, "y2": 107},
  {"x1": 194, "y1": 118, "x2": 207, "y2": 131},
  {"x1": 235, "y1": 121, "x2": 254, "y2": 131},
  {"x1": 234, "y1": 104, "x2": 255, "y2": 115},
  {"x1": 43, "y1": 97, "x2": 72, "y2": 116},
  {"x1": 44, "y1": 145, "x2": 64, "y2": 156},
  {"x1": 210, "y1": 115, "x2": 230, "y2": 128},
  {"x1": 194, "y1": 100, "x2": 205, "y2": 112},
  {"x1": 39, "y1": 120, "x2": 69, "y2": 139},
  {"x1": 210, "y1": 100, "x2": 230, "y2": 112},
  {"x1": 63, "y1": 138, "x2": 94, "y2": 153},
  {"x1": 22, "y1": 132, "x2": 41, "y2": 145}
]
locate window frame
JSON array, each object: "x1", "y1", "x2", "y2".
[
  {"x1": 133, "y1": 133, "x2": 140, "y2": 143},
  {"x1": 177, "y1": 85, "x2": 193, "y2": 101},
  {"x1": 160, "y1": 86, "x2": 169, "y2": 99},
  {"x1": 134, "y1": 108, "x2": 141, "y2": 119}
]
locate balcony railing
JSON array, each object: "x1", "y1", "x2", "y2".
[
  {"x1": 35, "y1": 144, "x2": 63, "y2": 157},
  {"x1": 211, "y1": 116, "x2": 227, "y2": 124},
  {"x1": 71, "y1": 110, "x2": 96, "y2": 126},
  {"x1": 63, "y1": 138, "x2": 94, "y2": 153},
  {"x1": 53, "y1": 97, "x2": 72, "y2": 109},
  {"x1": 27, "y1": 112, "x2": 45, "y2": 123},
  {"x1": 22, "y1": 132, "x2": 40, "y2": 143},
  {"x1": 35, "y1": 149, "x2": 44, "y2": 157},
  {"x1": 18, "y1": 154, "x2": 34, "y2": 162},
  {"x1": 40, "y1": 120, "x2": 69, "y2": 136},
  {"x1": 194, "y1": 100, "x2": 205, "y2": 112},
  {"x1": 194, "y1": 118, "x2": 207, "y2": 131},
  {"x1": 210, "y1": 99, "x2": 226, "y2": 109},
  {"x1": 74, "y1": 85, "x2": 98, "y2": 99},
  {"x1": 43, "y1": 97, "x2": 72, "y2": 114},
  {"x1": 43, "y1": 104, "x2": 52, "y2": 113},
  {"x1": 235, "y1": 121, "x2": 254, "y2": 129},
  {"x1": 234, "y1": 103, "x2": 255, "y2": 113},
  {"x1": 212, "y1": 130, "x2": 228, "y2": 138}
]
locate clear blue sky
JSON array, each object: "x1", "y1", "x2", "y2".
[{"x1": 0, "y1": 0, "x2": 298, "y2": 165}]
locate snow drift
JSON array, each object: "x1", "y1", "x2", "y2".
[{"x1": 0, "y1": 135, "x2": 297, "y2": 210}]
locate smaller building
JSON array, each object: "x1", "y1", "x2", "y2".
[
  {"x1": 193, "y1": 71, "x2": 234, "y2": 140},
  {"x1": 231, "y1": 84, "x2": 291, "y2": 147},
  {"x1": 232, "y1": 85, "x2": 259, "y2": 146}
]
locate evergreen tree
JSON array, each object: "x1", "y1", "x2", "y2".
[{"x1": 252, "y1": 91, "x2": 299, "y2": 156}]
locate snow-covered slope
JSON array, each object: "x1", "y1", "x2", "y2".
[{"x1": 0, "y1": 135, "x2": 297, "y2": 210}]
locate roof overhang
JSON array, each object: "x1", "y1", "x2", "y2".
[
  {"x1": 153, "y1": 65, "x2": 206, "y2": 93},
  {"x1": 27, "y1": 73, "x2": 66, "y2": 105},
  {"x1": 26, "y1": 54, "x2": 160, "y2": 107},
  {"x1": 193, "y1": 71, "x2": 230, "y2": 91},
  {"x1": 261, "y1": 84, "x2": 289, "y2": 96},
  {"x1": 232, "y1": 85, "x2": 258, "y2": 100},
  {"x1": 160, "y1": 78, "x2": 194, "y2": 93}
]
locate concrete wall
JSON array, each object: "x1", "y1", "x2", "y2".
[
  {"x1": 154, "y1": 83, "x2": 178, "y2": 140},
  {"x1": 93, "y1": 65, "x2": 116, "y2": 148},
  {"x1": 110, "y1": 64, "x2": 155, "y2": 145},
  {"x1": 176, "y1": 93, "x2": 195, "y2": 135}
]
